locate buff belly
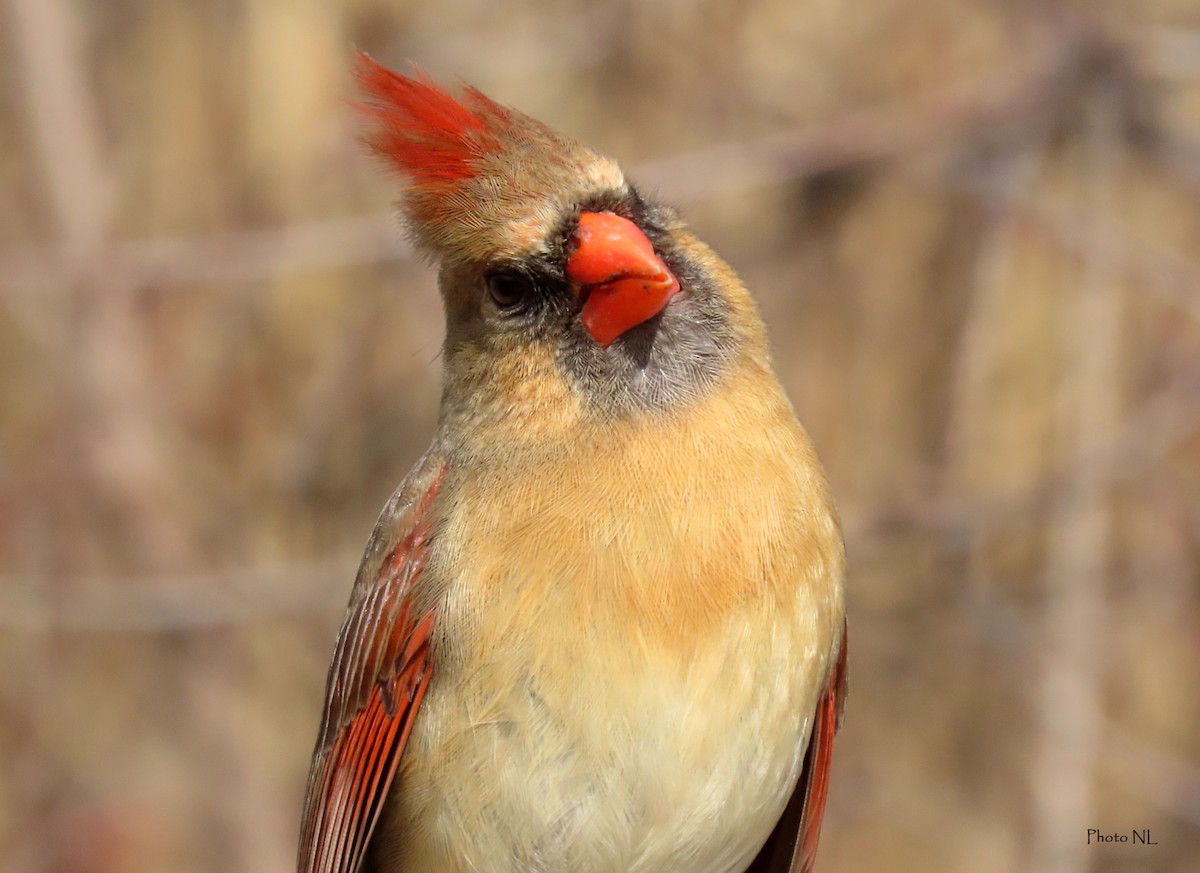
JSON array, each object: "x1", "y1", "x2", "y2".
[{"x1": 367, "y1": 594, "x2": 833, "y2": 873}]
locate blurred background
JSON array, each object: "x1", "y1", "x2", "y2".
[{"x1": 2, "y1": 1, "x2": 1199, "y2": 872}]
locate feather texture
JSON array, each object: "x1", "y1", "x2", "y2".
[
  {"x1": 795, "y1": 621, "x2": 848, "y2": 873},
  {"x1": 354, "y1": 54, "x2": 510, "y2": 185},
  {"x1": 352, "y1": 53, "x2": 626, "y2": 264},
  {"x1": 743, "y1": 621, "x2": 847, "y2": 873},
  {"x1": 298, "y1": 458, "x2": 445, "y2": 873}
]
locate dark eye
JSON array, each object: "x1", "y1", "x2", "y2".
[{"x1": 486, "y1": 270, "x2": 533, "y2": 311}]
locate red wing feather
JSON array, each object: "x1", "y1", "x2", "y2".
[
  {"x1": 298, "y1": 461, "x2": 445, "y2": 873},
  {"x1": 795, "y1": 619, "x2": 847, "y2": 873},
  {"x1": 746, "y1": 620, "x2": 848, "y2": 873}
]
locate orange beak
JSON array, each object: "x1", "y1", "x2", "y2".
[{"x1": 566, "y1": 212, "x2": 681, "y2": 348}]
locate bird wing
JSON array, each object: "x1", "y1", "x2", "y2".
[
  {"x1": 298, "y1": 453, "x2": 447, "y2": 873},
  {"x1": 747, "y1": 619, "x2": 848, "y2": 873}
]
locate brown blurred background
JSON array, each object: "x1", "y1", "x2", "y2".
[{"x1": 2, "y1": 1, "x2": 1199, "y2": 872}]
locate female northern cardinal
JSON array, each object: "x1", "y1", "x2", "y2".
[{"x1": 297, "y1": 55, "x2": 847, "y2": 873}]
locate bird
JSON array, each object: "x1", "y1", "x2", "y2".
[{"x1": 297, "y1": 54, "x2": 847, "y2": 873}]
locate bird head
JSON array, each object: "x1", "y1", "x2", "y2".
[{"x1": 356, "y1": 55, "x2": 769, "y2": 453}]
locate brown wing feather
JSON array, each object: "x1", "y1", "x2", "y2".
[
  {"x1": 746, "y1": 620, "x2": 848, "y2": 873},
  {"x1": 298, "y1": 457, "x2": 446, "y2": 873}
]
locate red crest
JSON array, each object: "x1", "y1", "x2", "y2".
[{"x1": 354, "y1": 53, "x2": 512, "y2": 187}]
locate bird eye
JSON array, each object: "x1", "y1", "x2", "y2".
[{"x1": 485, "y1": 270, "x2": 532, "y2": 311}]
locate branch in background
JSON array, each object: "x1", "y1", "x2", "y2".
[
  {"x1": 0, "y1": 555, "x2": 357, "y2": 632},
  {"x1": 1130, "y1": 25, "x2": 1200, "y2": 82},
  {"x1": 1030, "y1": 76, "x2": 1124, "y2": 873},
  {"x1": 4, "y1": 0, "x2": 116, "y2": 248}
]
